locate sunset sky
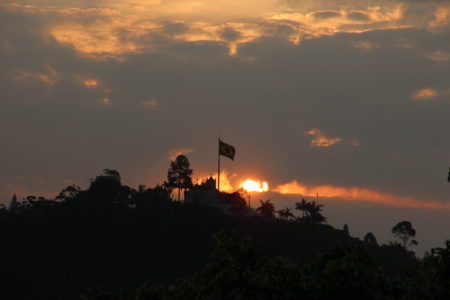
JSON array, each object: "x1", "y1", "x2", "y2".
[{"x1": 1, "y1": 0, "x2": 450, "y2": 254}]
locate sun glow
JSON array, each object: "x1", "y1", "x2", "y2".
[{"x1": 240, "y1": 179, "x2": 269, "y2": 193}]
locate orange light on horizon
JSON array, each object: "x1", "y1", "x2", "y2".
[
  {"x1": 274, "y1": 180, "x2": 450, "y2": 210},
  {"x1": 240, "y1": 179, "x2": 269, "y2": 193}
]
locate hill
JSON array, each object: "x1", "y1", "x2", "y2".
[{"x1": 0, "y1": 199, "x2": 416, "y2": 299}]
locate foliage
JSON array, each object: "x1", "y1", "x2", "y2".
[
  {"x1": 137, "y1": 231, "x2": 308, "y2": 300},
  {"x1": 277, "y1": 207, "x2": 295, "y2": 220},
  {"x1": 306, "y1": 243, "x2": 390, "y2": 299},
  {"x1": 392, "y1": 221, "x2": 417, "y2": 249},
  {"x1": 295, "y1": 199, "x2": 327, "y2": 224},
  {"x1": 220, "y1": 191, "x2": 248, "y2": 215},
  {"x1": 393, "y1": 240, "x2": 450, "y2": 300},
  {"x1": 295, "y1": 198, "x2": 308, "y2": 218},
  {"x1": 88, "y1": 169, "x2": 123, "y2": 204},
  {"x1": 136, "y1": 233, "x2": 393, "y2": 300},
  {"x1": 256, "y1": 199, "x2": 275, "y2": 218},
  {"x1": 364, "y1": 232, "x2": 378, "y2": 245},
  {"x1": 165, "y1": 155, "x2": 193, "y2": 201}
]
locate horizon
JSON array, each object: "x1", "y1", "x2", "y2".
[{"x1": 3, "y1": 162, "x2": 449, "y2": 257}]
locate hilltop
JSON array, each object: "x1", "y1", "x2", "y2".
[
  {"x1": 2, "y1": 165, "x2": 449, "y2": 299},
  {"x1": 0, "y1": 168, "x2": 418, "y2": 299}
]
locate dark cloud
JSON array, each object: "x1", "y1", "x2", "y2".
[
  {"x1": 163, "y1": 22, "x2": 189, "y2": 35},
  {"x1": 312, "y1": 10, "x2": 342, "y2": 19},
  {"x1": 347, "y1": 11, "x2": 370, "y2": 21},
  {"x1": 220, "y1": 28, "x2": 241, "y2": 42}
]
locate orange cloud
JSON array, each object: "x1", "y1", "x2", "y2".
[
  {"x1": 83, "y1": 79, "x2": 99, "y2": 88},
  {"x1": 100, "y1": 98, "x2": 112, "y2": 105},
  {"x1": 274, "y1": 180, "x2": 450, "y2": 210},
  {"x1": 412, "y1": 88, "x2": 439, "y2": 100},
  {"x1": 305, "y1": 128, "x2": 342, "y2": 147},
  {"x1": 142, "y1": 98, "x2": 158, "y2": 108},
  {"x1": 350, "y1": 138, "x2": 360, "y2": 147},
  {"x1": 12, "y1": 66, "x2": 59, "y2": 85},
  {"x1": 351, "y1": 41, "x2": 379, "y2": 51},
  {"x1": 4, "y1": 0, "x2": 431, "y2": 59},
  {"x1": 429, "y1": 6, "x2": 450, "y2": 29},
  {"x1": 428, "y1": 51, "x2": 450, "y2": 62},
  {"x1": 4, "y1": 0, "x2": 448, "y2": 61},
  {"x1": 168, "y1": 147, "x2": 193, "y2": 160}
]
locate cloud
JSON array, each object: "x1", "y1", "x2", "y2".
[
  {"x1": 4, "y1": 0, "x2": 448, "y2": 59},
  {"x1": 274, "y1": 180, "x2": 450, "y2": 210},
  {"x1": 428, "y1": 50, "x2": 450, "y2": 62},
  {"x1": 305, "y1": 128, "x2": 343, "y2": 147},
  {"x1": 83, "y1": 79, "x2": 100, "y2": 88},
  {"x1": 168, "y1": 148, "x2": 193, "y2": 160},
  {"x1": 350, "y1": 138, "x2": 361, "y2": 146},
  {"x1": 428, "y1": 6, "x2": 450, "y2": 28},
  {"x1": 351, "y1": 40, "x2": 379, "y2": 50},
  {"x1": 412, "y1": 87, "x2": 439, "y2": 100},
  {"x1": 12, "y1": 66, "x2": 59, "y2": 85},
  {"x1": 312, "y1": 11, "x2": 342, "y2": 20},
  {"x1": 142, "y1": 98, "x2": 158, "y2": 108},
  {"x1": 100, "y1": 98, "x2": 112, "y2": 105},
  {"x1": 346, "y1": 11, "x2": 371, "y2": 22}
]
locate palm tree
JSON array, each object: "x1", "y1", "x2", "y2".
[
  {"x1": 295, "y1": 199, "x2": 308, "y2": 218},
  {"x1": 306, "y1": 200, "x2": 326, "y2": 224},
  {"x1": 295, "y1": 199, "x2": 326, "y2": 224},
  {"x1": 256, "y1": 199, "x2": 275, "y2": 218},
  {"x1": 277, "y1": 207, "x2": 295, "y2": 220}
]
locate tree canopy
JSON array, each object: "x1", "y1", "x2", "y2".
[
  {"x1": 392, "y1": 221, "x2": 417, "y2": 249},
  {"x1": 166, "y1": 154, "x2": 193, "y2": 201}
]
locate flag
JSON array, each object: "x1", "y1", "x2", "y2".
[{"x1": 219, "y1": 140, "x2": 236, "y2": 160}]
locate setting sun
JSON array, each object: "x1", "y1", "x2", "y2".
[{"x1": 240, "y1": 179, "x2": 269, "y2": 192}]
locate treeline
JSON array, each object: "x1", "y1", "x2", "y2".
[{"x1": 0, "y1": 157, "x2": 448, "y2": 299}]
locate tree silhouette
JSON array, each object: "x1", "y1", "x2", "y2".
[
  {"x1": 256, "y1": 199, "x2": 275, "y2": 218},
  {"x1": 133, "y1": 184, "x2": 172, "y2": 207},
  {"x1": 343, "y1": 224, "x2": 350, "y2": 236},
  {"x1": 295, "y1": 199, "x2": 326, "y2": 224},
  {"x1": 295, "y1": 199, "x2": 308, "y2": 218},
  {"x1": 166, "y1": 155, "x2": 193, "y2": 201},
  {"x1": 9, "y1": 194, "x2": 18, "y2": 211},
  {"x1": 308, "y1": 203, "x2": 327, "y2": 224},
  {"x1": 56, "y1": 185, "x2": 81, "y2": 202},
  {"x1": 221, "y1": 191, "x2": 248, "y2": 215},
  {"x1": 392, "y1": 221, "x2": 417, "y2": 249},
  {"x1": 364, "y1": 232, "x2": 378, "y2": 245},
  {"x1": 277, "y1": 207, "x2": 295, "y2": 220},
  {"x1": 88, "y1": 169, "x2": 122, "y2": 204}
]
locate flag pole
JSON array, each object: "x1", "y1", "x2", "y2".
[{"x1": 217, "y1": 138, "x2": 221, "y2": 192}]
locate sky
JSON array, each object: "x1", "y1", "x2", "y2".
[{"x1": 1, "y1": 0, "x2": 450, "y2": 255}]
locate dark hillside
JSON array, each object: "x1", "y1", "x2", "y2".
[{"x1": 0, "y1": 201, "x2": 415, "y2": 300}]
